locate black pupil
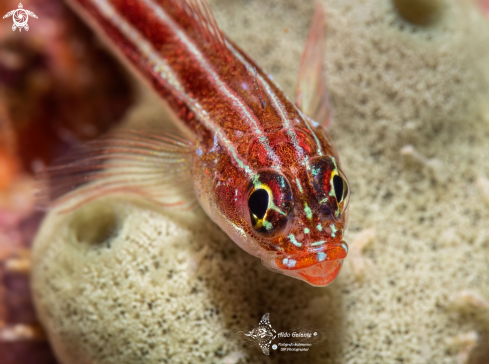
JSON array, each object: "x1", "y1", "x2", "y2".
[
  {"x1": 248, "y1": 189, "x2": 269, "y2": 219},
  {"x1": 333, "y1": 175, "x2": 344, "y2": 202}
]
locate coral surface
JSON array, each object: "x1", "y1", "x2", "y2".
[{"x1": 32, "y1": 0, "x2": 489, "y2": 363}]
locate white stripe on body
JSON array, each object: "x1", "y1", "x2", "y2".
[
  {"x1": 227, "y1": 42, "x2": 324, "y2": 162},
  {"x1": 90, "y1": 0, "x2": 254, "y2": 176},
  {"x1": 140, "y1": 0, "x2": 281, "y2": 168}
]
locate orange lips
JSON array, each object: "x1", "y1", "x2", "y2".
[
  {"x1": 299, "y1": 260, "x2": 344, "y2": 287},
  {"x1": 273, "y1": 242, "x2": 348, "y2": 286}
]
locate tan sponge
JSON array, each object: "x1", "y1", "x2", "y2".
[{"x1": 32, "y1": 0, "x2": 489, "y2": 363}]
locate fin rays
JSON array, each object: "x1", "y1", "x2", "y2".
[
  {"x1": 172, "y1": 0, "x2": 231, "y2": 60},
  {"x1": 296, "y1": 3, "x2": 333, "y2": 128},
  {"x1": 37, "y1": 129, "x2": 196, "y2": 213}
]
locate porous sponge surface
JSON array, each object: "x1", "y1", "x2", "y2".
[{"x1": 32, "y1": 0, "x2": 489, "y2": 363}]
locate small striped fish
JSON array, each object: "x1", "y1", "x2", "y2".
[{"x1": 42, "y1": 0, "x2": 350, "y2": 286}]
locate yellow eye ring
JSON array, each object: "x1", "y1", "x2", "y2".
[
  {"x1": 247, "y1": 171, "x2": 294, "y2": 236},
  {"x1": 330, "y1": 170, "x2": 349, "y2": 207}
]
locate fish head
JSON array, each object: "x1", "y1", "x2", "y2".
[
  {"x1": 240, "y1": 155, "x2": 350, "y2": 286},
  {"x1": 194, "y1": 133, "x2": 349, "y2": 287}
]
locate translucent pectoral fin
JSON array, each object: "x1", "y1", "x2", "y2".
[
  {"x1": 296, "y1": 3, "x2": 333, "y2": 128},
  {"x1": 37, "y1": 129, "x2": 196, "y2": 213}
]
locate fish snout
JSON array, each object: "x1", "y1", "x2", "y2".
[{"x1": 267, "y1": 240, "x2": 348, "y2": 286}]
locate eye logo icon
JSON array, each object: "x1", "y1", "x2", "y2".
[
  {"x1": 3, "y1": 3, "x2": 38, "y2": 32},
  {"x1": 244, "y1": 313, "x2": 277, "y2": 355}
]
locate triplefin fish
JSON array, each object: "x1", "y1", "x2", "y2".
[{"x1": 40, "y1": 0, "x2": 350, "y2": 286}]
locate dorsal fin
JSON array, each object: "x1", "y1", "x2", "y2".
[
  {"x1": 169, "y1": 0, "x2": 268, "y2": 101},
  {"x1": 478, "y1": 0, "x2": 489, "y2": 16},
  {"x1": 296, "y1": 3, "x2": 333, "y2": 128},
  {"x1": 172, "y1": 0, "x2": 232, "y2": 61}
]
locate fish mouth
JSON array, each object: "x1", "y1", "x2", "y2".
[
  {"x1": 269, "y1": 241, "x2": 348, "y2": 287},
  {"x1": 297, "y1": 260, "x2": 344, "y2": 287}
]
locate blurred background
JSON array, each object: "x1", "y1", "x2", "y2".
[{"x1": 0, "y1": 0, "x2": 133, "y2": 362}]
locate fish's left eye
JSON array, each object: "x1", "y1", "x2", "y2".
[
  {"x1": 308, "y1": 156, "x2": 350, "y2": 216},
  {"x1": 247, "y1": 171, "x2": 293, "y2": 237},
  {"x1": 332, "y1": 173, "x2": 349, "y2": 204}
]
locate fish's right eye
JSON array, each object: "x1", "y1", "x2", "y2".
[
  {"x1": 247, "y1": 171, "x2": 293, "y2": 237},
  {"x1": 332, "y1": 173, "x2": 349, "y2": 205},
  {"x1": 248, "y1": 188, "x2": 269, "y2": 220}
]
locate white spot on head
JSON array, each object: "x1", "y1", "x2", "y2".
[
  {"x1": 311, "y1": 240, "x2": 326, "y2": 246},
  {"x1": 317, "y1": 252, "x2": 327, "y2": 262},
  {"x1": 209, "y1": 134, "x2": 219, "y2": 152},
  {"x1": 330, "y1": 224, "x2": 338, "y2": 237},
  {"x1": 282, "y1": 258, "x2": 296, "y2": 268},
  {"x1": 296, "y1": 178, "x2": 303, "y2": 193},
  {"x1": 288, "y1": 234, "x2": 302, "y2": 247}
]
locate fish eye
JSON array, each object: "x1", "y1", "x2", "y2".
[
  {"x1": 247, "y1": 171, "x2": 293, "y2": 236},
  {"x1": 332, "y1": 173, "x2": 349, "y2": 204},
  {"x1": 248, "y1": 188, "x2": 269, "y2": 219},
  {"x1": 308, "y1": 156, "x2": 350, "y2": 216}
]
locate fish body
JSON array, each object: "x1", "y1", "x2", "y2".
[{"x1": 47, "y1": 0, "x2": 350, "y2": 286}]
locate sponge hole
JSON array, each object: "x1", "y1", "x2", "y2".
[
  {"x1": 69, "y1": 202, "x2": 120, "y2": 246},
  {"x1": 393, "y1": 0, "x2": 443, "y2": 26}
]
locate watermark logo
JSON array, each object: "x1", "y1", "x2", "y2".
[
  {"x1": 3, "y1": 3, "x2": 38, "y2": 32},
  {"x1": 244, "y1": 313, "x2": 277, "y2": 355},
  {"x1": 237, "y1": 313, "x2": 328, "y2": 355}
]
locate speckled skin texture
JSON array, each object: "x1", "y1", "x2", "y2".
[{"x1": 32, "y1": 0, "x2": 489, "y2": 363}]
